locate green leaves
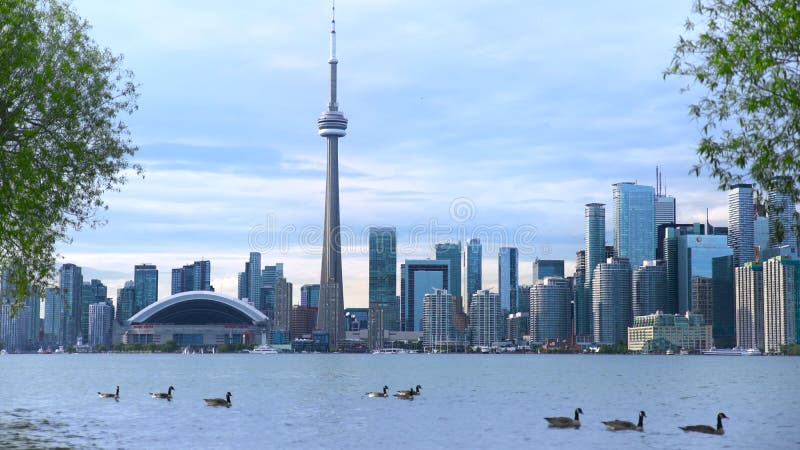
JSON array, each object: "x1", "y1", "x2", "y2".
[{"x1": 1, "y1": 0, "x2": 139, "y2": 310}]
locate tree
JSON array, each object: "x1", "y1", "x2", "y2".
[
  {"x1": 666, "y1": 1, "x2": 800, "y2": 217},
  {"x1": 0, "y1": 0, "x2": 139, "y2": 312}
]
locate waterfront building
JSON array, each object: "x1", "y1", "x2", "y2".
[
  {"x1": 711, "y1": 255, "x2": 736, "y2": 347},
  {"x1": 369, "y1": 227, "x2": 398, "y2": 330},
  {"x1": 613, "y1": 182, "x2": 656, "y2": 269},
  {"x1": 632, "y1": 260, "x2": 666, "y2": 317},
  {"x1": 344, "y1": 307, "x2": 369, "y2": 331},
  {"x1": 368, "y1": 303, "x2": 386, "y2": 351},
  {"x1": 663, "y1": 224, "x2": 703, "y2": 314},
  {"x1": 763, "y1": 256, "x2": 799, "y2": 353},
  {"x1": 133, "y1": 263, "x2": 157, "y2": 315},
  {"x1": 574, "y1": 249, "x2": 591, "y2": 339},
  {"x1": 592, "y1": 257, "x2": 632, "y2": 345},
  {"x1": 466, "y1": 238, "x2": 482, "y2": 301},
  {"x1": 498, "y1": 247, "x2": 519, "y2": 312},
  {"x1": 261, "y1": 262, "x2": 284, "y2": 316},
  {"x1": 516, "y1": 284, "x2": 532, "y2": 323},
  {"x1": 43, "y1": 287, "x2": 63, "y2": 346},
  {"x1": 469, "y1": 290, "x2": 501, "y2": 347},
  {"x1": 768, "y1": 177, "x2": 798, "y2": 252},
  {"x1": 60, "y1": 263, "x2": 83, "y2": 346},
  {"x1": 678, "y1": 234, "x2": 732, "y2": 313},
  {"x1": 290, "y1": 305, "x2": 317, "y2": 340},
  {"x1": 116, "y1": 281, "x2": 135, "y2": 323},
  {"x1": 401, "y1": 260, "x2": 449, "y2": 332},
  {"x1": 436, "y1": 242, "x2": 462, "y2": 298},
  {"x1": 627, "y1": 312, "x2": 712, "y2": 352},
  {"x1": 691, "y1": 276, "x2": 714, "y2": 327},
  {"x1": 422, "y1": 289, "x2": 457, "y2": 351},
  {"x1": 274, "y1": 278, "x2": 292, "y2": 334},
  {"x1": 300, "y1": 284, "x2": 320, "y2": 308},
  {"x1": 532, "y1": 259, "x2": 564, "y2": 283},
  {"x1": 530, "y1": 277, "x2": 572, "y2": 344},
  {"x1": 728, "y1": 184, "x2": 755, "y2": 267},
  {"x1": 171, "y1": 260, "x2": 211, "y2": 294},
  {"x1": 0, "y1": 277, "x2": 38, "y2": 352},
  {"x1": 735, "y1": 262, "x2": 764, "y2": 350},
  {"x1": 88, "y1": 302, "x2": 113, "y2": 349}
]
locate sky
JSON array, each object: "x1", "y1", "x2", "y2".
[{"x1": 60, "y1": 0, "x2": 732, "y2": 307}]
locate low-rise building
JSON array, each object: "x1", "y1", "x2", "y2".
[{"x1": 627, "y1": 311, "x2": 712, "y2": 353}]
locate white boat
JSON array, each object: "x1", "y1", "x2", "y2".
[
  {"x1": 251, "y1": 344, "x2": 278, "y2": 354},
  {"x1": 0, "y1": 349, "x2": 7, "y2": 355},
  {"x1": 702, "y1": 347, "x2": 762, "y2": 356},
  {"x1": 372, "y1": 348, "x2": 407, "y2": 354}
]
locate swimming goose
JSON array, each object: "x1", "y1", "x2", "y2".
[
  {"x1": 204, "y1": 392, "x2": 232, "y2": 407},
  {"x1": 544, "y1": 408, "x2": 583, "y2": 428},
  {"x1": 396, "y1": 385, "x2": 422, "y2": 396},
  {"x1": 98, "y1": 386, "x2": 119, "y2": 399},
  {"x1": 150, "y1": 386, "x2": 175, "y2": 399},
  {"x1": 679, "y1": 412, "x2": 728, "y2": 435},
  {"x1": 393, "y1": 390, "x2": 414, "y2": 400},
  {"x1": 367, "y1": 386, "x2": 389, "y2": 398},
  {"x1": 603, "y1": 411, "x2": 645, "y2": 431}
]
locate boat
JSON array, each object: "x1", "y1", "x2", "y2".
[
  {"x1": 372, "y1": 348, "x2": 407, "y2": 354},
  {"x1": 0, "y1": 349, "x2": 7, "y2": 355},
  {"x1": 702, "y1": 347, "x2": 762, "y2": 356},
  {"x1": 250, "y1": 344, "x2": 278, "y2": 354}
]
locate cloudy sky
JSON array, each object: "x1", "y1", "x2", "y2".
[{"x1": 61, "y1": 0, "x2": 730, "y2": 307}]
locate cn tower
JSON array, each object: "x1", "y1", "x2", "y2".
[{"x1": 316, "y1": 3, "x2": 347, "y2": 351}]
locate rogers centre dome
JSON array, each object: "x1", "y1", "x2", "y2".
[{"x1": 120, "y1": 291, "x2": 268, "y2": 347}]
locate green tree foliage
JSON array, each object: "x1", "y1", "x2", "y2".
[
  {"x1": 666, "y1": 1, "x2": 800, "y2": 208},
  {"x1": 0, "y1": 0, "x2": 139, "y2": 312}
]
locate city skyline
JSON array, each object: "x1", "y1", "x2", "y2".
[{"x1": 60, "y1": 1, "x2": 761, "y2": 307}]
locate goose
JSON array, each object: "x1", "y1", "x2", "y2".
[
  {"x1": 98, "y1": 386, "x2": 119, "y2": 399},
  {"x1": 204, "y1": 392, "x2": 232, "y2": 407},
  {"x1": 393, "y1": 390, "x2": 414, "y2": 400},
  {"x1": 603, "y1": 411, "x2": 646, "y2": 431},
  {"x1": 544, "y1": 408, "x2": 583, "y2": 428},
  {"x1": 679, "y1": 412, "x2": 728, "y2": 435},
  {"x1": 396, "y1": 385, "x2": 422, "y2": 396},
  {"x1": 367, "y1": 386, "x2": 389, "y2": 398},
  {"x1": 150, "y1": 386, "x2": 175, "y2": 399}
]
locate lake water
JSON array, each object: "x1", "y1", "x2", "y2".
[{"x1": 1, "y1": 354, "x2": 798, "y2": 449}]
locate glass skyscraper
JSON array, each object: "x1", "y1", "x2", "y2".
[
  {"x1": 613, "y1": 182, "x2": 655, "y2": 269},
  {"x1": 728, "y1": 184, "x2": 754, "y2": 267},
  {"x1": 400, "y1": 260, "x2": 449, "y2": 332},
  {"x1": 768, "y1": 177, "x2": 798, "y2": 253},
  {"x1": 133, "y1": 263, "x2": 158, "y2": 315},
  {"x1": 435, "y1": 242, "x2": 462, "y2": 298},
  {"x1": 300, "y1": 284, "x2": 321, "y2": 308},
  {"x1": 711, "y1": 255, "x2": 735, "y2": 348},
  {"x1": 466, "y1": 238, "x2": 482, "y2": 300},
  {"x1": 592, "y1": 257, "x2": 632, "y2": 345},
  {"x1": 498, "y1": 247, "x2": 518, "y2": 312},
  {"x1": 171, "y1": 260, "x2": 211, "y2": 294},
  {"x1": 530, "y1": 277, "x2": 572, "y2": 344},
  {"x1": 532, "y1": 259, "x2": 565, "y2": 283},
  {"x1": 60, "y1": 263, "x2": 83, "y2": 346},
  {"x1": 469, "y1": 290, "x2": 501, "y2": 347},
  {"x1": 677, "y1": 234, "x2": 732, "y2": 313},
  {"x1": 632, "y1": 260, "x2": 666, "y2": 318},
  {"x1": 369, "y1": 227, "x2": 398, "y2": 330},
  {"x1": 115, "y1": 281, "x2": 135, "y2": 323}
]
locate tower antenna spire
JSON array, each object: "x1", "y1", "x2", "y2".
[{"x1": 330, "y1": 0, "x2": 337, "y2": 61}]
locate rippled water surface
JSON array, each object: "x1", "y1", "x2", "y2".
[{"x1": 1, "y1": 354, "x2": 799, "y2": 449}]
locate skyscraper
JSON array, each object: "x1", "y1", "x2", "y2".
[
  {"x1": 498, "y1": 247, "x2": 518, "y2": 312},
  {"x1": 632, "y1": 260, "x2": 666, "y2": 318},
  {"x1": 592, "y1": 257, "x2": 632, "y2": 345},
  {"x1": 532, "y1": 259, "x2": 565, "y2": 283},
  {"x1": 735, "y1": 262, "x2": 763, "y2": 350},
  {"x1": 691, "y1": 276, "x2": 714, "y2": 327},
  {"x1": 261, "y1": 262, "x2": 284, "y2": 315},
  {"x1": 316, "y1": 6, "x2": 348, "y2": 351},
  {"x1": 768, "y1": 177, "x2": 798, "y2": 252},
  {"x1": 530, "y1": 277, "x2": 572, "y2": 344},
  {"x1": 712, "y1": 255, "x2": 735, "y2": 348},
  {"x1": 60, "y1": 263, "x2": 83, "y2": 346},
  {"x1": 466, "y1": 238, "x2": 482, "y2": 301},
  {"x1": 300, "y1": 284, "x2": 321, "y2": 308},
  {"x1": 678, "y1": 234, "x2": 732, "y2": 313},
  {"x1": 763, "y1": 255, "x2": 798, "y2": 353},
  {"x1": 274, "y1": 278, "x2": 293, "y2": 335},
  {"x1": 422, "y1": 289, "x2": 457, "y2": 351},
  {"x1": 246, "y1": 252, "x2": 262, "y2": 307},
  {"x1": 655, "y1": 195, "x2": 676, "y2": 230},
  {"x1": 133, "y1": 264, "x2": 157, "y2": 315},
  {"x1": 613, "y1": 182, "x2": 656, "y2": 269},
  {"x1": 435, "y1": 242, "x2": 462, "y2": 298},
  {"x1": 469, "y1": 290, "x2": 501, "y2": 347},
  {"x1": 171, "y1": 260, "x2": 211, "y2": 294},
  {"x1": 43, "y1": 287, "x2": 63, "y2": 346},
  {"x1": 116, "y1": 281, "x2": 135, "y2": 323},
  {"x1": 728, "y1": 184, "x2": 754, "y2": 267},
  {"x1": 664, "y1": 223, "x2": 704, "y2": 314},
  {"x1": 88, "y1": 302, "x2": 113, "y2": 349},
  {"x1": 369, "y1": 227, "x2": 398, "y2": 330},
  {"x1": 400, "y1": 260, "x2": 449, "y2": 332}
]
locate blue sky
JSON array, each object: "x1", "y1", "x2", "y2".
[{"x1": 62, "y1": 0, "x2": 730, "y2": 307}]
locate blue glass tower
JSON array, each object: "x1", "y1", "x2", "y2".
[{"x1": 613, "y1": 182, "x2": 655, "y2": 269}]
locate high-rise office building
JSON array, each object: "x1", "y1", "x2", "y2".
[
  {"x1": 655, "y1": 195, "x2": 676, "y2": 231},
  {"x1": 574, "y1": 249, "x2": 591, "y2": 338},
  {"x1": 613, "y1": 182, "x2": 656, "y2": 269},
  {"x1": 763, "y1": 256, "x2": 798, "y2": 353},
  {"x1": 466, "y1": 238, "x2": 482, "y2": 301},
  {"x1": 435, "y1": 242, "x2": 462, "y2": 298},
  {"x1": 712, "y1": 255, "x2": 736, "y2": 347},
  {"x1": 369, "y1": 227, "x2": 398, "y2": 330},
  {"x1": 768, "y1": 177, "x2": 798, "y2": 252},
  {"x1": 517, "y1": 284, "x2": 533, "y2": 322},
  {"x1": 469, "y1": 290, "x2": 501, "y2": 347},
  {"x1": 584, "y1": 203, "x2": 606, "y2": 289},
  {"x1": 300, "y1": 284, "x2": 321, "y2": 308},
  {"x1": 237, "y1": 271, "x2": 247, "y2": 300},
  {"x1": 88, "y1": 302, "x2": 113, "y2": 349},
  {"x1": 0, "y1": 274, "x2": 39, "y2": 352},
  {"x1": 735, "y1": 262, "x2": 764, "y2": 350},
  {"x1": 274, "y1": 278, "x2": 293, "y2": 333},
  {"x1": 171, "y1": 260, "x2": 211, "y2": 294},
  {"x1": 422, "y1": 289, "x2": 457, "y2": 351},
  {"x1": 678, "y1": 234, "x2": 732, "y2": 313},
  {"x1": 498, "y1": 247, "x2": 518, "y2": 312},
  {"x1": 60, "y1": 263, "x2": 83, "y2": 346},
  {"x1": 316, "y1": 6, "x2": 349, "y2": 351},
  {"x1": 663, "y1": 223, "x2": 704, "y2": 314},
  {"x1": 632, "y1": 260, "x2": 666, "y2": 318},
  {"x1": 401, "y1": 260, "x2": 449, "y2": 332},
  {"x1": 133, "y1": 264, "x2": 157, "y2": 315},
  {"x1": 532, "y1": 259, "x2": 564, "y2": 283},
  {"x1": 261, "y1": 262, "x2": 284, "y2": 315},
  {"x1": 244, "y1": 252, "x2": 262, "y2": 307},
  {"x1": 530, "y1": 277, "x2": 572, "y2": 344},
  {"x1": 691, "y1": 276, "x2": 714, "y2": 327},
  {"x1": 592, "y1": 257, "x2": 632, "y2": 345},
  {"x1": 43, "y1": 287, "x2": 63, "y2": 346},
  {"x1": 115, "y1": 281, "x2": 135, "y2": 323},
  {"x1": 728, "y1": 184, "x2": 755, "y2": 267}
]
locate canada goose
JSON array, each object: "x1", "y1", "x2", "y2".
[
  {"x1": 544, "y1": 408, "x2": 583, "y2": 428},
  {"x1": 204, "y1": 392, "x2": 232, "y2": 407},
  {"x1": 396, "y1": 385, "x2": 422, "y2": 396},
  {"x1": 679, "y1": 412, "x2": 728, "y2": 435},
  {"x1": 393, "y1": 390, "x2": 414, "y2": 400},
  {"x1": 150, "y1": 386, "x2": 175, "y2": 399},
  {"x1": 367, "y1": 386, "x2": 389, "y2": 397},
  {"x1": 98, "y1": 386, "x2": 119, "y2": 399},
  {"x1": 603, "y1": 411, "x2": 646, "y2": 431}
]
